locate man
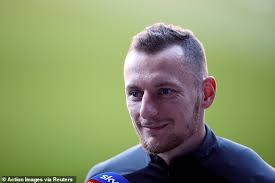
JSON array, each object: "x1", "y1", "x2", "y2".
[{"x1": 86, "y1": 23, "x2": 275, "y2": 183}]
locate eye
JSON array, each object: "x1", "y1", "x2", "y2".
[
  {"x1": 129, "y1": 90, "x2": 143, "y2": 98},
  {"x1": 158, "y1": 88, "x2": 175, "y2": 96}
]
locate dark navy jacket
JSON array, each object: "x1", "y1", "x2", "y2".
[{"x1": 86, "y1": 125, "x2": 275, "y2": 183}]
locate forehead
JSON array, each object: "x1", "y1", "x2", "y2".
[
  {"x1": 124, "y1": 45, "x2": 196, "y2": 88},
  {"x1": 125, "y1": 45, "x2": 184, "y2": 70}
]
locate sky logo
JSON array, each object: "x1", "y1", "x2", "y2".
[
  {"x1": 88, "y1": 172, "x2": 129, "y2": 183},
  {"x1": 100, "y1": 175, "x2": 119, "y2": 183}
]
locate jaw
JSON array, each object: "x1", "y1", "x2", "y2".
[{"x1": 158, "y1": 120, "x2": 206, "y2": 165}]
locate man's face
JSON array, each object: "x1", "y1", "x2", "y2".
[{"x1": 124, "y1": 45, "x2": 202, "y2": 154}]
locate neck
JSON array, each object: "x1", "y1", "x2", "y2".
[{"x1": 158, "y1": 121, "x2": 206, "y2": 165}]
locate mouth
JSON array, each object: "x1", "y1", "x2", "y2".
[{"x1": 142, "y1": 123, "x2": 169, "y2": 131}]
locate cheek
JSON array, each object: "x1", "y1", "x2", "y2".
[
  {"x1": 165, "y1": 98, "x2": 194, "y2": 119},
  {"x1": 127, "y1": 101, "x2": 141, "y2": 120},
  {"x1": 127, "y1": 102, "x2": 143, "y2": 135}
]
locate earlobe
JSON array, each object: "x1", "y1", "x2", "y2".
[{"x1": 201, "y1": 76, "x2": 217, "y2": 109}]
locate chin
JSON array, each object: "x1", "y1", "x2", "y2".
[{"x1": 141, "y1": 136, "x2": 181, "y2": 154}]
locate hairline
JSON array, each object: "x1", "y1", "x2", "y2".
[{"x1": 126, "y1": 44, "x2": 204, "y2": 88}]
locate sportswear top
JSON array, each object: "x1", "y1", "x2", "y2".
[
  {"x1": 124, "y1": 125, "x2": 275, "y2": 183},
  {"x1": 85, "y1": 125, "x2": 275, "y2": 183},
  {"x1": 85, "y1": 144, "x2": 149, "y2": 182}
]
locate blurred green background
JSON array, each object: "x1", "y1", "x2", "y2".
[{"x1": 0, "y1": 0, "x2": 274, "y2": 182}]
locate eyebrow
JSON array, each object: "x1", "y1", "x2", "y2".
[
  {"x1": 125, "y1": 85, "x2": 140, "y2": 91},
  {"x1": 125, "y1": 81, "x2": 181, "y2": 91},
  {"x1": 154, "y1": 81, "x2": 181, "y2": 88}
]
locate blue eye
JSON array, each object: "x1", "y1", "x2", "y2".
[
  {"x1": 129, "y1": 90, "x2": 143, "y2": 98},
  {"x1": 158, "y1": 88, "x2": 175, "y2": 96}
]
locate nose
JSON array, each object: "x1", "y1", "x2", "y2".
[{"x1": 140, "y1": 92, "x2": 158, "y2": 120}]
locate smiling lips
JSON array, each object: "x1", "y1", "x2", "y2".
[{"x1": 142, "y1": 123, "x2": 169, "y2": 131}]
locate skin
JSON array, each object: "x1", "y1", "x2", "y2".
[{"x1": 124, "y1": 45, "x2": 216, "y2": 164}]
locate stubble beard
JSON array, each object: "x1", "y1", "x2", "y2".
[{"x1": 138, "y1": 97, "x2": 201, "y2": 154}]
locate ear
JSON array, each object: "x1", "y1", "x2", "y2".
[{"x1": 201, "y1": 76, "x2": 217, "y2": 109}]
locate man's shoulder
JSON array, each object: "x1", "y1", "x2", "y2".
[
  {"x1": 206, "y1": 136, "x2": 275, "y2": 182},
  {"x1": 216, "y1": 136, "x2": 271, "y2": 167},
  {"x1": 85, "y1": 144, "x2": 150, "y2": 181}
]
